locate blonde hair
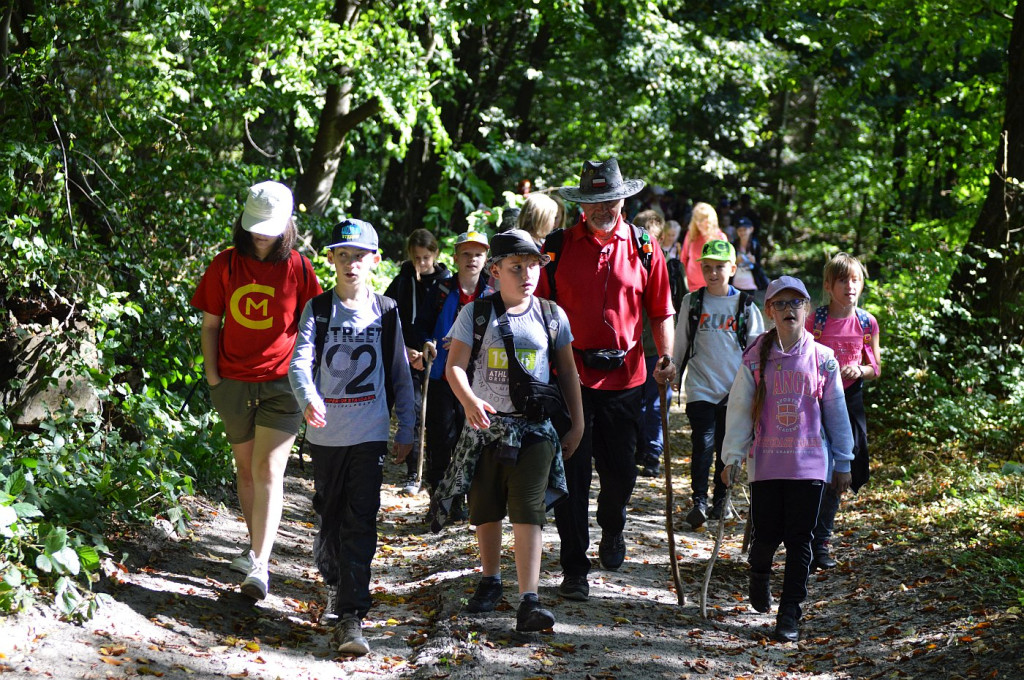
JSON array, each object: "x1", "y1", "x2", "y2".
[
  {"x1": 517, "y1": 193, "x2": 560, "y2": 243},
  {"x1": 822, "y1": 252, "x2": 868, "y2": 304},
  {"x1": 686, "y1": 202, "x2": 722, "y2": 241}
]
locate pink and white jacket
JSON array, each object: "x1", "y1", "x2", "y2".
[{"x1": 722, "y1": 330, "x2": 854, "y2": 483}]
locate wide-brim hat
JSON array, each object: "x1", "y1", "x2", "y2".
[
  {"x1": 241, "y1": 181, "x2": 293, "y2": 236},
  {"x1": 765, "y1": 275, "x2": 810, "y2": 301},
  {"x1": 486, "y1": 229, "x2": 551, "y2": 267},
  {"x1": 325, "y1": 218, "x2": 379, "y2": 251},
  {"x1": 558, "y1": 158, "x2": 645, "y2": 204}
]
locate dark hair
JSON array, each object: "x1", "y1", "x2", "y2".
[
  {"x1": 232, "y1": 215, "x2": 297, "y2": 262},
  {"x1": 406, "y1": 228, "x2": 440, "y2": 255},
  {"x1": 751, "y1": 328, "x2": 778, "y2": 428}
]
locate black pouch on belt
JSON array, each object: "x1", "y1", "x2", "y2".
[{"x1": 579, "y1": 348, "x2": 628, "y2": 371}]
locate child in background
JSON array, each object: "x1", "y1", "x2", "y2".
[
  {"x1": 384, "y1": 228, "x2": 452, "y2": 494},
  {"x1": 423, "y1": 230, "x2": 493, "y2": 522},
  {"x1": 431, "y1": 229, "x2": 584, "y2": 633},
  {"x1": 673, "y1": 240, "x2": 764, "y2": 527},
  {"x1": 289, "y1": 219, "x2": 416, "y2": 655},
  {"x1": 806, "y1": 253, "x2": 881, "y2": 570},
  {"x1": 632, "y1": 210, "x2": 671, "y2": 478},
  {"x1": 721, "y1": 276, "x2": 853, "y2": 643},
  {"x1": 679, "y1": 202, "x2": 727, "y2": 292},
  {"x1": 660, "y1": 220, "x2": 682, "y2": 261},
  {"x1": 190, "y1": 180, "x2": 321, "y2": 600},
  {"x1": 730, "y1": 217, "x2": 770, "y2": 303}
]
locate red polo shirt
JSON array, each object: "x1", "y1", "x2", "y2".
[{"x1": 537, "y1": 217, "x2": 674, "y2": 390}]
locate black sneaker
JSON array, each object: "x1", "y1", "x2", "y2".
[
  {"x1": 748, "y1": 571, "x2": 772, "y2": 613},
  {"x1": 686, "y1": 499, "x2": 708, "y2": 529},
  {"x1": 333, "y1": 615, "x2": 371, "y2": 655},
  {"x1": 639, "y1": 462, "x2": 661, "y2": 477},
  {"x1": 598, "y1": 532, "x2": 626, "y2": 570},
  {"x1": 707, "y1": 498, "x2": 735, "y2": 521},
  {"x1": 811, "y1": 547, "x2": 837, "y2": 570},
  {"x1": 516, "y1": 595, "x2": 555, "y2": 632},
  {"x1": 465, "y1": 578, "x2": 503, "y2": 613},
  {"x1": 557, "y1": 575, "x2": 589, "y2": 601},
  {"x1": 399, "y1": 474, "x2": 420, "y2": 496},
  {"x1": 773, "y1": 603, "x2": 801, "y2": 643}
]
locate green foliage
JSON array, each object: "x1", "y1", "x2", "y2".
[{"x1": 870, "y1": 223, "x2": 1024, "y2": 459}]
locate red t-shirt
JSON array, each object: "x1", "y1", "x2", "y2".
[
  {"x1": 191, "y1": 248, "x2": 322, "y2": 382},
  {"x1": 537, "y1": 217, "x2": 675, "y2": 390}
]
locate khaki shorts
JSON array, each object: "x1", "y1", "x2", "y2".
[
  {"x1": 468, "y1": 439, "x2": 555, "y2": 526},
  {"x1": 209, "y1": 376, "x2": 302, "y2": 444}
]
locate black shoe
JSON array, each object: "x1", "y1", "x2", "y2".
[
  {"x1": 515, "y1": 595, "x2": 555, "y2": 632},
  {"x1": 686, "y1": 499, "x2": 708, "y2": 529},
  {"x1": 773, "y1": 603, "x2": 801, "y2": 642},
  {"x1": 598, "y1": 532, "x2": 626, "y2": 570},
  {"x1": 748, "y1": 571, "x2": 772, "y2": 613},
  {"x1": 465, "y1": 578, "x2": 503, "y2": 613},
  {"x1": 557, "y1": 575, "x2": 589, "y2": 601},
  {"x1": 638, "y1": 461, "x2": 661, "y2": 477},
  {"x1": 811, "y1": 544, "x2": 837, "y2": 570},
  {"x1": 707, "y1": 498, "x2": 735, "y2": 521},
  {"x1": 449, "y1": 495, "x2": 469, "y2": 523}
]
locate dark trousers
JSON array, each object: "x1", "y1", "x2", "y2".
[
  {"x1": 813, "y1": 380, "x2": 869, "y2": 548},
  {"x1": 636, "y1": 355, "x2": 671, "y2": 467},
  {"x1": 424, "y1": 378, "x2": 464, "y2": 490},
  {"x1": 685, "y1": 398, "x2": 728, "y2": 505},
  {"x1": 748, "y1": 479, "x2": 824, "y2": 608},
  {"x1": 555, "y1": 385, "x2": 642, "y2": 577},
  {"x1": 309, "y1": 441, "x2": 386, "y2": 619},
  {"x1": 406, "y1": 368, "x2": 424, "y2": 476}
]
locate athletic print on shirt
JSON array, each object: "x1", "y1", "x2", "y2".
[
  {"x1": 484, "y1": 348, "x2": 538, "y2": 385},
  {"x1": 699, "y1": 311, "x2": 740, "y2": 333}
]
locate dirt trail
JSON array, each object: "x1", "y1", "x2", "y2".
[{"x1": 1, "y1": 405, "x2": 1020, "y2": 679}]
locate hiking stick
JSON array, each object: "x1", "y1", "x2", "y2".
[
  {"x1": 700, "y1": 466, "x2": 738, "y2": 618},
  {"x1": 659, "y1": 359, "x2": 685, "y2": 606},
  {"x1": 414, "y1": 343, "x2": 434, "y2": 494}
]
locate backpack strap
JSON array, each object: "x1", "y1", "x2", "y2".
[
  {"x1": 679, "y1": 287, "x2": 706, "y2": 373},
  {"x1": 629, "y1": 222, "x2": 654, "y2": 275},
  {"x1": 434, "y1": 277, "x2": 455, "y2": 316},
  {"x1": 812, "y1": 305, "x2": 829, "y2": 339},
  {"x1": 542, "y1": 229, "x2": 567, "y2": 301},
  {"x1": 736, "y1": 289, "x2": 754, "y2": 350},
  {"x1": 310, "y1": 290, "x2": 335, "y2": 381},
  {"x1": 375, "y1": 293, "x2": 398, "y2": 413},
  {"x1": 467, "y1": 294, "x2": 498, "y2": 384}
]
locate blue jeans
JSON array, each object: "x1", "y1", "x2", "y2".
[{"x1": 636, "y1": 355, "x2": 672, "y2": 468}]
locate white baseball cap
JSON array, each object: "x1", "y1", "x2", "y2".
[{"x1": 241, "y1": 181, "x2": 293, "y2": 236}]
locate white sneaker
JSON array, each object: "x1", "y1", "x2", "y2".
[
  {"x1": 240, "y1": 551, "x2": 269, "y2": 600},
  {"x1": 229, "y1": 546, "x2": 253, "y2": 575},
  {"x1": 398, "y1": 474, "x2": 420, "y2": 496}
]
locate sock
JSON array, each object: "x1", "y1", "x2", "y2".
[
  {"x1": 520, "y1": 592, "x2": 538, "y2": 602},
  {"x1": 481, "y1": 574, "x2": 501, "y2": 583}
]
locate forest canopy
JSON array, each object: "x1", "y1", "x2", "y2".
[{"x1": 1, "y1": 0, "x2": 1021, "y2": 617}]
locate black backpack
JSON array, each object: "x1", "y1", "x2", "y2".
[
  {"x1": 679, "y1": 287, "x2": 754, "y2": 374},
  {"x1": 541, "y1": 223, "x2": 655, "y2": 301},
  {"x1": 310, "y1": 290, "x2": 399, "y2": 413}
]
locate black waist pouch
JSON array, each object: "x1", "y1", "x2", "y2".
[{"x1": 579, "y1": 348, "x2": 628, "y2": 371}]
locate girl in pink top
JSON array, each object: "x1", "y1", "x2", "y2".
[
  {"x1": 805, "y1": 253, "x2": 882, "y2": 571},
  {"x1": 679, "y1": 202, "x2": 726, "y2": 291}
]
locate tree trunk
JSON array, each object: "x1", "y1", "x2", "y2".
[{"x1": 946, "y1": 0, "x2": 1024, "y2": 346}]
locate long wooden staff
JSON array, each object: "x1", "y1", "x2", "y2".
[
  {"x1": 659, "y1": 358, "x2": 685, "y2": 606},
  {"x1": 700, "y1": 466, "x2": 738, "y2": 618},
  {"x1": 414, "y1": 344, "x2": 434, "y2": 494}
]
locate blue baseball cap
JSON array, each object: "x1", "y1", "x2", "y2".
[
  {"x1": 326, "y1": 218, "x2": 378, "y2": 251},
  {"x1": 765, "y1": 275, "x2": 810, "y2": 301}
]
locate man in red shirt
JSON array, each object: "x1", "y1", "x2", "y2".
[{"x1": 537, "y1": 158, "x2": 677, "y2": 600}]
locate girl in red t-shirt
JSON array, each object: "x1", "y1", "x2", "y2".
[{"x1": 190, "y1": 181, "x2": 321, "y2": 600}]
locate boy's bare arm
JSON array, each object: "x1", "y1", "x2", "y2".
[
  {"x1": 554, "y1": 343, "x2": 584, "y2": 459},
  {"x1": 445, "y1": 338, "x2": 495, "y2": 430}
]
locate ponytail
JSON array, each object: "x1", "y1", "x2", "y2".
[{"x1": 750, "y1": 328, "x2": 777, "y2": 428}]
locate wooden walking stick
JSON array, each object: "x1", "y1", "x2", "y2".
[
  {"x1": 659, "y1": 358, "x2": 685, "y2": 606},
  {"x1": 414, "y1": 343, "x2": 434, "y2": 494},
  {"x1": 700, "y1": 465, "x2": 738, "y2": 618}
]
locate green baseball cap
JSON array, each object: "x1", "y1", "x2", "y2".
[{"x1": 698, "y1": 239, "x2": 736, "y2": 263}]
